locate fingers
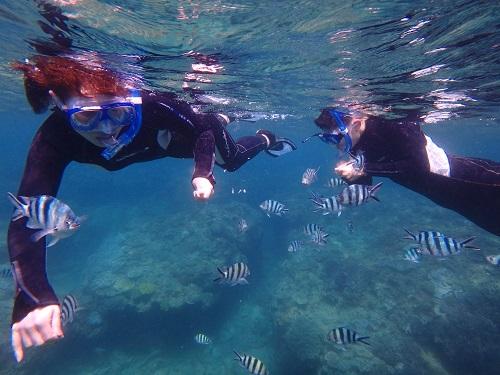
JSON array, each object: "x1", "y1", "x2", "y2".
[
  {"x1": 11, "y1": 328, "x2": 23, "y2": 363},
  {"x1": 49, "y1": 305, "x2": 64, "y2": 338},
  {"x1": 11, "y1": 305, "x2": 64, "y2": 363},
  {"x1": 28, "y1": 329, "x2": 45, "y2": 346},
  {"x1": 193, "y1": 189, "x2": 213, "y2": 200}
]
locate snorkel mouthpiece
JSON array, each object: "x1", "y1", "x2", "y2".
[{"x1": 101, "y1": 89, "x2": 142, "y2": 160}]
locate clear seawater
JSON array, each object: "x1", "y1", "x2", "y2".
[{"x1": 0, "y1": 1, "x2": 499, "y2": 374}]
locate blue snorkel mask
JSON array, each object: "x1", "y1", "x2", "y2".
[
  {"x1": 100, "y1": 90, "x2": 142, "y2": 160},
  {"x1": 303, "y1": 109, "x2": 352, "y2": 153},
  {"x1": 50, "y1": 89, "x2": 143, "y2": 160}
]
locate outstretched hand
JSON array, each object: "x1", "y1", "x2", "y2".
[
  {"x1": 11, "y1": 305, "x2": 63, "y2": 362},
  {"x1": 335, "y1": 161, "x2": 366, "y2": 182},
  {"x1": 192, "y1": 177, "x2": 214, "y2": 200}
]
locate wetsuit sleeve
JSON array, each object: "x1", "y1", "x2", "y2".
[
  {"x1": 364, "y1": 158, "x2": 420, "y2": 175},
  {"x1": 192, "y1": 128, "x2": 216, "y2": 185},
  {"x1": 8, "y1": 120, "x2": 71, "y2": 324}
]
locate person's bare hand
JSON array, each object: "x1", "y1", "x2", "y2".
[
  {"x1": 334, "y1": 161, "x2": 365, "y2": 182},
  {"x1": 11, "y1": 305, "x2": 63, "y2": 362},
  {"x1": 192, "y1": 177, "x2": 214, "y2": 200}
]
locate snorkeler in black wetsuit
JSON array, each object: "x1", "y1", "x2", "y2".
[
  {"x1": 6, "y1": 54, "x2": 296, "y2": 362},
  {"x1": 311, "y1": 108, "x2": 500, "y2": 236}
]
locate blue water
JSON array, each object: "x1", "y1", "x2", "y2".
[{"x1": 0, "y1": 1, "x2": 499, "y2": 374}]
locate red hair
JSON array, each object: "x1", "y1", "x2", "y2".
[{"x1": 12, "y1": 55, "x2": 129, "y2": 113}]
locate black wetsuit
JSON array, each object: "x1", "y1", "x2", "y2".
[
  {"x1": 352, "y1": 117, "x2": 500, "y2": 235},
  {"x1": 8, "y1": 90, "x2": 268, "y2": 324}
]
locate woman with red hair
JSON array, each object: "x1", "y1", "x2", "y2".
[{"x1": 7, "y1": 54, "x2": 295, "y2": 362}]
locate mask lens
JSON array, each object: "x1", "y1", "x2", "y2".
[
  {"x1": 71, "y1": 110, "x2": 101, "y2": 129},
  {"x1": 107, "y1": 106, "x2": 134, "y2": 125}
]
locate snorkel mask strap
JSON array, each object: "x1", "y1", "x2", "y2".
[{"x1": 101, "y1": 89, "x2": 143, "y2": 160}]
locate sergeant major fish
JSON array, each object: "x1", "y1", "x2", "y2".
[
  {"x1": 327, "y1": 327, "x2": 370, "y2": 346},
  {"x1": 61, "y1": 294, "x2": 80, "y2": 326},
  {"x1": 418, "y1": 236, "x2": 479, "y2": 257},
  {"x1": 214, "y1": 262, "x2": 250, "y2": 286},
  {"x1": 0, "y1": 266, "x2": 13, "y2": 279},
  {"x1": 7, "y1": 192, "x2": 83, "y2": 247},
  {"x1": 311, "y1": 230, "x2": 329, "y2": 246},
  {"x1": 337, "y1": 182, "x2": 383, "y2": 207},
  {"x1": 403, "y1": 247, "x2": 422, "y2": 263},
  {"x1": 310, "y1": 192, "x2": 342, "y2": 216},
  {"x1": 327, "y1": 177, "x2": 347, "y2": 188},
  {"x1": 348, "y1": 151, "x2": 365, "y2": 172},
  {"x1": 486, "y1": 254, "x2": 500, "y2": 266},
  {"x1": 238, "y1": 218, "x2": 249, "y2": 233},
  {"x1": 288, "y1": 240, "x2": 303, "y2": 253},
  {"x1": 403, "y1": 229, "x2": 444, "y2": 243},
  {"x1": 233, "y1": 351, "x2": 269, "y2": 375},
  {"x1": 259, "y1": 200, "x2": 288, "y2": 217},
  {"x1": 194, "y1": 333, "x2": 212, "y2": 345},
  {"x1": 301, "y1": 166, "x2": 320, "y2": 185},
  {"x1": 304, "y1": 223, "x2": 323, "y2": 236}
]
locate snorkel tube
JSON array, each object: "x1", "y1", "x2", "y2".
[
  {"x1": 101, "y1": 89, "x2": 143, "y2": 160},
  {"x1": 303, "y1": 109, "x2": 352, "y2": 153},
  {"x1": 329, "y1": 109, "x2": 352, "y2": 153}
]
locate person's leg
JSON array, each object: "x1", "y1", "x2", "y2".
[
  {"x1": 449, "y1": 155, "x2": 500, "y2": 185},
  {"x1": 211, "y1": 118, "x2": 268, "y2": 171}
]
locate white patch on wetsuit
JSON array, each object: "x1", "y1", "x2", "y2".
[
  {"x1": 157, "y1": 129, "x2": 172, "y2": 150},
  {"x1": 214, "y1": 128, "x2": 231, "y2": 165},
  {"x1": 424, "y1": 135, "x2": 450, "y2": 177}
]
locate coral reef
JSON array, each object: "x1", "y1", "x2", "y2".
[{"x1": 83, "y1": 202, "x2": 263, "y2": 315}]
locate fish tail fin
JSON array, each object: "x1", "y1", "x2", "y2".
[
  {"x1": 369, "y1": 182, "x2": 383, "y2": 201},
  {"x1": 460, "y1": 237, "x2": 480, "y2": 250},
  {"x1": 309, "y1": 192, "x2": 324, "y2": 206},
  {"x1": 358, "y1": 336, "x2": 370, "y2": 345},
  {"x1": 403, "y1": 228, "x2": 417, "y2": 241},
  {"x1": 7, "y1": 192, "x2": 26, "y2": 221},
  {"x1": 233, "y1": 351, "x2": 242, "y2": 361},
  {"x1": 213, "y1": 267, "x2": 225, "y2": 283}
]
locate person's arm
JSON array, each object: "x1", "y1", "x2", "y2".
[
  {"x1": 192, "y1": 127, "x2": 215, "y2": 200},
  {"x1": 8, "y1": 119, "x2": 71, "y2": 361}
]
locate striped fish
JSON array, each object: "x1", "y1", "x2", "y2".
[
  {"x1": 337, "y1": 182, "x2": 383, "y2": 207},
  {"x1": 327, "y1": 177, "x2": 347, "y2": 188},
  {"x1": 304, "y1": 223, "x2": 323, "y2": 236},
  {"x1": 301, "y1": 167, "x2": 320, "y2": 185},
  {"x1": 234, "y1": 351, "x2": 269, "y2": 375},
  {"x1": 310, "y1": 192, "x2": 342, "y2": 216},
  {"x1": 214, "y1": 262, "x2": 250, "y2": 286},
  {"x1": 238, "y1": 218, "x2": 249, "y2": 233},
  {"x1": 311, "y1": 230, "x2": 329, "y2": 246},
  {"x1": 288, "y1": 240, "x2": 303, "y2": 253},
  {"x1": 194, "y1": 333, "x2": 212, "y2": 345},
  {"x1": 403, "y1": 229, "x2": 444, "y2": 243},
  {"x1": 348, "y1": 151, "x2": 365, "y2": 172},
  {"x1": 403, "y1": 247, "x2": 422, "y2": 263},
  {"x1": 0, "y1": 266, "x2": 13, "y2": 279},
  {"x1": 418, "y1": 236, "x2": 479, "y2": 257},
  {"x1": 485, "y1": 255, "x2": 500, "y2": 266},
  {"x1": 7, "y1": 192, "x2": 83, "y2": 247},
  {"x1": 61, "y1": 294, "x2": 79, "y2": 326},
  {"x1": 327, "y1": 327, "x2": 370, "y2": 346},
  {"x1": 259, "y1": 200, "x2": 288, "y2": 217}
]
